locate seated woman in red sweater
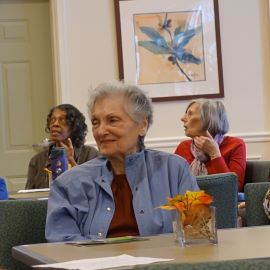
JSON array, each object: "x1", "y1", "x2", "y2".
[{"x1": 174, "y1": 99, "x2": 246, "y2": 192}]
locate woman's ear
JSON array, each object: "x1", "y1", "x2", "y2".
[{"x1": 139, "y1": 118, "x2": 148, "y2": 136}]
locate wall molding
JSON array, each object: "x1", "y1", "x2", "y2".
[
  {"x1": 145, "y1": 132, "x2": 270, "y2": 159},
  {"x1": 86, "y1": 132, "x2": 270, "y2": 160},
  {"x1": 86, "y1": 132, "x2": 270, "y2": 149}
]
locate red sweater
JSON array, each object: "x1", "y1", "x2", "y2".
[{"x1": 174, "y1": 136, "x2": 246, "y2": 192}]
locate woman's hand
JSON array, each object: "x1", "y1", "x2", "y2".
[
  {"x1": 193, "y1": 131, "x2": 221, "y2": 160},
  {"x1": 58, "y1": 138, "x2": 77, "y2": 167}
]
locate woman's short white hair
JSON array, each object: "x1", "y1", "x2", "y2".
[
  {"x1": 186, "y1": 99, "x2": 229, "y2": 136},
  {"x1": 87, "y1": 81, "x2": 153, "y2": 148}
]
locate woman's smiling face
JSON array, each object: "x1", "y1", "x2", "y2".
[{"x1": 91, "y1": 94, "x2": 147, "y2": 161}]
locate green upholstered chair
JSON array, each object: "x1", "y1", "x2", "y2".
[
  {"x1": 196, "y1": 172, "x2": 238, "y2": 229},
  {"x1": 0, "y1": 200, "x2": 48, "y2": 270},
  {"x1": 238, "y1": 160, "x2": 270, "y2": 226},
  {"x1": 135, "y1": 258, "x2": 270, "y2": 270},
  {"x1": 245, "y1": 160, "x2": 270, "y2": 184},
  {"x1": 244, "y1": 182, "x2": 270, "y2": 227},
  {"x1": 238, "y1": 160, "x2": 270, "y2": 202}
]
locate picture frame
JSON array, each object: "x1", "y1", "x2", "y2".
[{"x1": 114, "y1": 0, "x2": 224, "y2": 102}]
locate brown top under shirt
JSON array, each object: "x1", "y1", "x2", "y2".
[{"x1": 107, "y1": 174, "x2": 139, "y2": 238}]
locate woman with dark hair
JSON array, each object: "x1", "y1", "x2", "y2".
[
  {"x1": 175, "y1": 99, "x2": 246, "y2": 192},
  {"x1": 25, "y1": 104, "x2": 98, "y2": 189}
]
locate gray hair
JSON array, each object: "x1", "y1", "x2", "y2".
[
  {"x1": 87, "y1": 81, "x2": 153, "y2": 148},
  {"x1": 186, "y1": 99, "x2": 229, "y2": 136}
]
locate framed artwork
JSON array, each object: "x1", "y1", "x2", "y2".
[{"x1": 114, "y1": 0, "x2": 224, "y2": 101}]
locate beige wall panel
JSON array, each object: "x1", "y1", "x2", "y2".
[
  {"x1": 53, "y1": 0, "x2": 270, "y2": 161},
  {"x1": 4, "y1": 63, "x2": 32, "y2": 147}
]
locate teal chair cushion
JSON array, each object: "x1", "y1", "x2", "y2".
[
  {"x1": 245, "y1": 182, "x2": 270, "y2": 226},
  {"x1": 196, "y1": 172, "x2": 238, "y2": 229},
  {"x1": 135, "y1": 258, "x2": 270, "y2": 270},
  {"x1": 0, "y1": 200, "x2": 48, "y2": 270}
]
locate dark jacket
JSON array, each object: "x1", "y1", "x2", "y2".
[{"x1": 25, "y1": 145, "x2": 98, "y2": 189}]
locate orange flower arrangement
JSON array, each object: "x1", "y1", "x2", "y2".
[
  {"x1": 160, "y1": 190, "x2": 217, "y2": 243},
  {"x1": 159, "y1": 190, "x2": 213, "y2": 226}
]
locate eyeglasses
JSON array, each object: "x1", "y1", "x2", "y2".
[{"x1": 49, "y1": 117, "x2": 67, "y2": 126}]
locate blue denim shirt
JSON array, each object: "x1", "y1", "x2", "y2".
[{"x1": 45, "y1": 149, "x2": 199, "y2": 242}]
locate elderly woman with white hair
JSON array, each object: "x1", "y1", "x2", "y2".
[
  {"x1": 175, "y1": 99, "x2": 246, "y2": 192},
  {"x1": 45, "y1": 81, "x2": 199, "y2": 242}
]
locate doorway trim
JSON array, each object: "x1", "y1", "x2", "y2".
[{"x1": 49, "y1": 0, "x2": 70, "y2": 104}]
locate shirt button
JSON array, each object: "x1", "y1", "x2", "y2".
[
  {"x1": 140, "y1": 210, "x2": 144, "y2": 214},
  {"x1": 101, "y1": 179, "x2": 105, "y2": 183},
  {"x1": 135, "y1": 187, "x2": 138, "y2": 191},
  {"x1": 97, "y1": 232, "x2": 103, "y2": 237},
  {"x1": 107, "y1": 207, "x2": 111, "y2": 211}
]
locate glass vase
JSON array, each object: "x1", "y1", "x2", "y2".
[{"x1": 172, "y1": 205, "x2": 218, "y2": 246}]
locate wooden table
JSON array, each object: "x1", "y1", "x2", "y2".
[
  {"x1": 9, "y1": 191, "x2": 49, "y2": 200},
  {"x1": 12, "y1": 226, "x2": 270, "y2": 267}
]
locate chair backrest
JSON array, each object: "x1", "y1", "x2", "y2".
[
  {"x1": 196, "y1": 172, "x2": 238, "y2": 229},
  {"x1": 244, "y1": 182, "x2": 270, "y2": 227},
  {"x1": 245, "y1": 160, "x2": 270, "y2": 184},
  {"x1": 0, "y1": 200, "x2": 48, "y2": 270}
]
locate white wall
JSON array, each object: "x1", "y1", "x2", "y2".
[{"x1": 51, "y1": 0, "x2": 270, "y2": 160}]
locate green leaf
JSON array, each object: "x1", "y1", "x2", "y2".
[
  {"x1": 173, "y1": 26, "x2": 202, "y2": 50},
  {"x1": 139, "y1": 26, "x2": 168, "y2": 47},
  {"x1": 174, "y1": 26, "x2": 182, "y2": 36},
  {"x1": 138, "y1": 41, "x2": 171, "y2": 54}
]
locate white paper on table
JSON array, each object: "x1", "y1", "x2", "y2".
[
  {"x1": 33, "y1": 254, "x2": 174, "y2": 270},
  {"x1": 17, "y1": 188, "x2": 50, "y2": 193}
]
